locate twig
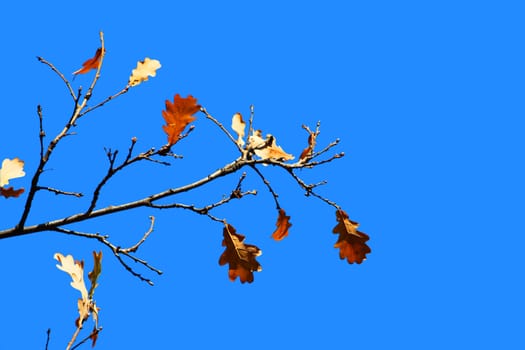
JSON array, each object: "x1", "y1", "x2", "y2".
[
  {"x1": 52, "y1": 222, "x2": 162, "y2": 286},
  {"x1": 45, "y1": 328, "x2": 51, "y2": 350},
  {"x1": 286, "y1": 169, "x2": 340, "y2": 210},
  {"x1": 83, "y1": 31, "x2": 105, "y2": 103},
  {"x1": 36, "y1": 186, "x2": 83, "y2": 197},
  {"x1": 79, "y1": 86, "x2": 130, "y2": 117},
  {"x1": 200, "y1": 107, "x2": 244, "y2": 153},
  {"x1": 312, "y1": 138, "x2": 340, "y2": 160},
  {"x1": 66, "y1": 325, "x2": 82, "y2": 350},
  {"x1": 36, "y1": 56, "x2": 76, "y2": 100},
  {"x1": 121, "y1": 216, "x2": 155, "y2": 253},
  {"x1": 71, "y1": 327, "x2": 102, "y2": 350},
  {"x1": 249, "y1": 165, "x2": 281, "y2": 209},
  {"x1": 148, "y1": 188, "x2": 256, "y2": 223},
  {"x1": 248, "y1": 104, "x2": 255, "y2": 139},
  {"x1": 37, "y1": 105, "x2": 45, "y2": 160}
]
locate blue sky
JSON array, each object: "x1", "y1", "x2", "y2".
[{"x1": 1, "y1": 1, "x2": 523, "y2": 349}]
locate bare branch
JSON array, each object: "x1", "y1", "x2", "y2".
[
  {"x1": 36, "y1": 186, "x2": 83, "y2": 197},
  {"x1": 36, "y1": 56, "x2": 76, "y2": 101},
  {"x1": 79, "y1": 86, "x2": 129, "y2": 117},
  {"x1": 70, "y1": 327, "x2": 102, "y2": 350},
  {"x1": 37, "y1": 105, "x2": 45, "y2": 160},
  {"x1": 120, "y1": 216, "x2": 155, "y2": 254},
  {"x1": 52, "y1": 221, "x2": 162, "y2": 285},
  {"x1": 249, "y1": 165, "x2": 281, "y2": 209},
  {"x1": 200, "y1": 107, "x2": 244, "y2": 154}
]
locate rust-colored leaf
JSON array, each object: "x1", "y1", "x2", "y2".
[
  {"x1": 299, "y1": 126, "x2": 318, "y2": 162},
  {"x1": 73, "y1": 48, "x2": 103, "y2": 75},
  {"x1": 271, "y1": 208, "x2": 292, "y2": 241},
  {"x1": 162, "y1": 94, "x2": 200, "y2": 146},
  {"x1": 0, "y1": 186, "x2": 24, "y2": 198},
  {"x1": 90, "y1": 327, "x2": 100, "y2": 347},
  {"x1": 332, "y1": 209, "x2": 371, "y2": 264},
  {"x1": 88, "y1": 251, "x2": 102, "y2": 299},
  {"x1": 219, "y1": 224, "x2": 262, "y2": 283}
]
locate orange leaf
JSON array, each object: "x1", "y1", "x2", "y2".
[
  {"x1": 73, "y1": 48, "x2": 103, "y2": 75},
  {"x1": 271, "y1": 208, "x2": 292, "y2": 241},
  {"x1": 162, "y1": 94, "x2": 200, "y2": 146},
  {"x1": 219, "y1": 224, "x2": 262, "y2": 283},
  {"x1": 0, "y1": 186, "x2": 24, "y2": 198},
  {"x1": 332, "y1": 209, "x2": 371, "y2": 264},
  {"x1": 299, "y1": 128, "x2": 317, "y2": 162}
]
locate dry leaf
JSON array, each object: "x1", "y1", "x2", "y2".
[
  {"x1": 0, "y1": 157, "x2": 25, "y2": 187},
  {"x1": 248, "y1": 130, "x2": 294, "y2": 161},
  {"x1": 128, "y1": 57, "x2": 161, "y2": 86},
  {"x1": 54, "y1": 253, "x2": 89, "y2": 301},
  {"x1": 88, "y1": 251, "x2": 102, "y2": 299},
  {"x1": 231, "y1": 112, "x2": 246, "y2": 146},
  {"x1": 332, "y1": 209, "x2": 371, "y2": 264},
  {"x1": 299, "y1": 127, "x2": 318, "y2": 162},
  {"x1": 73, "y1": 48, "x2": 103, "y2": 75},
  {"x1": 162, "y1": 94, "x2": 200, "y2": 146},
  {"x1": 271, "y1": 208, "x2": 292, "y2": 241},
  {"x1": 0, "y1": 186, "x2": 24, "y2": 198},
  {"x1": 219, "y1": 224, "x2": 262, "y2": 283}
]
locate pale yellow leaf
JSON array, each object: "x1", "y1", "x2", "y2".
[
  {"x1": 128, "y1": 57, "x2": 161, "y2": 86},
  {"x1": 231, "y1": 112, "x2": 246, "y2": 146},
  {"x1": 248, "y1": 130, "x2": 294, "y2": 161},
  {"x1": 54, "y1": 253, "x2": 88, "y2": 302},
  {"x1": 0, "y1": 158, "x2": 25, "y2": 187}
]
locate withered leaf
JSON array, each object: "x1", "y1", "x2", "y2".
[
  {"x1": 231, "y1": 112, "x2": 246, "y2": 146},
  {"x1": 219, "y1": 224, "x2": 262, "y2": 283},
  {"x1": 73, "y1": 48, "x2": 103, "y2": 75},
  {"x1": 162, "y1": 94, "x2": 200, "y2": 146},
  {"x1": 0, "y1": 186, "x2": 24, "y2": 198},
  {"x1": 0, "y1": 157, "x2": 25, "y2": 187},
  {"x1": 299, "y1": 127, "x2": 318, "y2": 162},
  {"x1": 88, "y1": 251, "x2": 102, "y2": 299},
  {"x1": 271, "y1": 208, "x2": 292, "y2": 241},
  {"x1": 248, "y1": 130, "x2": 294, "y2": 161},
  {"x1": 128, "y1": 57, "x2": 161, "y2": 86},
  {"x1": 54, "y1": 253, "x2": 89, "y2": 301},
  {"x1": 332, "y1": 209, "x2": 371, "y2": 264}
]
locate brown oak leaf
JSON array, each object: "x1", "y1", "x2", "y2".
[
  {"x1": 248, "y1": 130, "x2": 294, "y2": 161},
  {"x1": 332, "y1": 209, "x2": 371, "y2": 264},
  {"x1": 219, "y1": 224, "x2": 262, "y2": 283},
  {"x1": 299, "y1": 126, "x2": 318, "y2": 162},
  {"x1": 162, "y1": 94, "x2": 200, "y2": 146},
  {"x1": 73, "y1": 48, "x2": 103, "y2": 75},
  {"x1": 271, "y1": 208, "x2": 292, "y2": 241},
  {"x1": 0, "y1": 186, "x2": 24, "y2": 198}
]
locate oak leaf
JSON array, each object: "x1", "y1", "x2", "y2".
[
  {"x1": 332, "y1": 209, "x2": 371, "y2": 264},
  {"x1": 299, "y1": 126, "x2": 318, "y2": 162},
  {"x1": 231, "y1": 112, "x2": 246, "y2": 146},
  {"x1": 219, "y1": 224, "x2": 262, "y2": 283},
  {"x1": 248, "y1": 130, "x2": 294, "y2": 161},
  {"x1": 73, "y1": 48, "x2": 103, "y2": 75},
  {"x1": 0, "y1": 157, "x2": 25, "y2": 187},
  {"x1": 88, "y1": 251, "x2": 103, "y2": 299},
  {"x1": 0, "y1": 186, "x2": 24, "y2": 198},
  {"x1": 162, "y1": 94, "x2": 200, "y2": 146},
  {"x1": 128, "y1": 57, "x2": 161, "y2": 86},
  {"x1": 54, "y1": 253, "x2": 89, "y2": 301},
  {"x1": 271, "y1": 208, "x2": 292, "y2": 241}
]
